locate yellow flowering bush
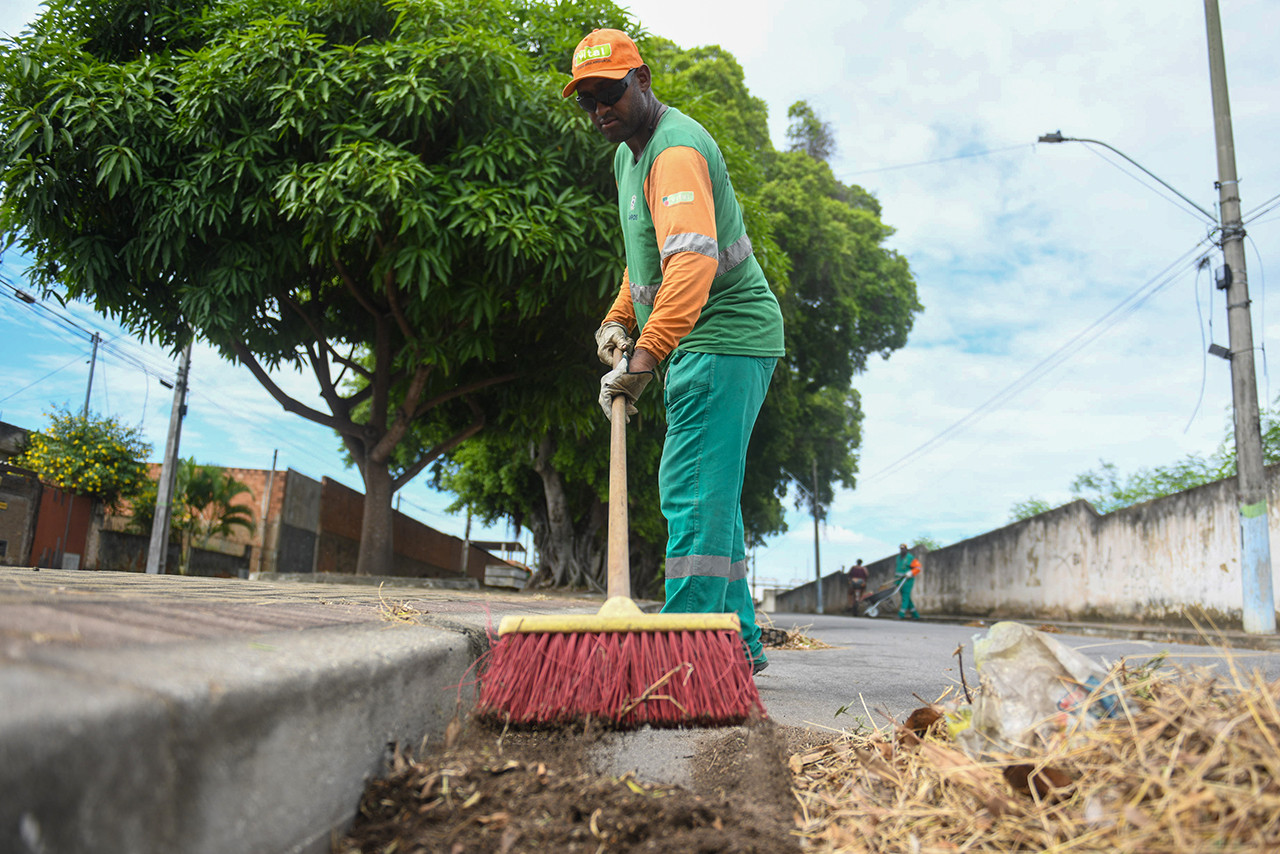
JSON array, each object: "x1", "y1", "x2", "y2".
[{"x1": 14, "y1": 408, "x2": 152, "y2": 510}]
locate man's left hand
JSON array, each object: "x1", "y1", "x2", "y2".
[{"x1": 598, "y1": 362, "x2": 657, "y2": 423}]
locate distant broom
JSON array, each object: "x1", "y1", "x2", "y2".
[{"x1": 476, "y1": 355, "x2": 765, "y2": 728}]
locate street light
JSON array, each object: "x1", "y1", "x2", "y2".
[
  {"x1": 1038, "y1": 109, "x2": 1275, "y2": 633},
  {"x1": 1037, "y1": 131, "x2": 1218, "y2": 224}
]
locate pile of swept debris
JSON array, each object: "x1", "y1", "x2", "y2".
[
  {"x1": 789, "y1": 622, "x2": 1280, "y2": 852},
  {"x1": 760, "y1": 620, "x2": 834, "y2": 650}
]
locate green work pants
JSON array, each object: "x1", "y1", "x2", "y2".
[
  {"x1": 658, "y1": 351, "x2": 776, "y2": 664},
  {"x1": 898, "y1": 576, "x2": 918, "y2": 618}
]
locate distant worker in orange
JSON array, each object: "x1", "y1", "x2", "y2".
[{"x1": 895, "y1": 543, "x2": 921, "y2": 620}]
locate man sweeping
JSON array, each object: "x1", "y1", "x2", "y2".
[
  {"x1": 564, "y1": 29, "x2": 784, "y2": 675},
  {"x1": 895, "y1": 543, "x2": 921, "y2": 620}
]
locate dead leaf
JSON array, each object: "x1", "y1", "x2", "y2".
[
  {"x1": 497, "y1": 827, "x2": 520, "y2": 854},
  {"x1": 1123, "y1": 805, "x2": 1153, "y2": 828},
  {"x1": 444, "y1": 715, "x2": 462, "y2": 750},
  {"x1": 854, "y1": 745, "x2": 904, "y2": 787},
  {"x1": 1003, "y1": 763, "x2": 1075, "y2": 801},
  {"x1": 904, "y1": 707, "x2": 943, "y2": 735}
]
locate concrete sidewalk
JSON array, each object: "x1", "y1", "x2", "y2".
[{"x1": 0, "y1": 567, "x2": 600, "y2": 854}]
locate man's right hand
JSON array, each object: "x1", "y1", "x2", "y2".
[{"x1": 594, "y1": 322, "x2": 634, "y2": 367}]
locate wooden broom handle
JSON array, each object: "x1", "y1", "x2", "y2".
[{"x1": 607, "y1": 352, "x2": 630, "y2": 599}]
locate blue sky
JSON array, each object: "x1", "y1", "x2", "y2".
[{"x1": 5, "y1": 1, "x2": 1280, "y2": 591}]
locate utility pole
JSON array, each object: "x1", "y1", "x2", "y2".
[
  {"x1": 1204, "y1": 0, "x2": 1275, "y2": 633},
  {"x1": 146, "y1": 342, "x2": 192, "y2": 575},
  {"x1": 82, "y1": 332, "x2": 99, "y2": 417},
  {"x1": 812, "y1": 457, "x2": 823, "y2": 614}
]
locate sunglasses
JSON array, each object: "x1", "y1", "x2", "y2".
[{"x1": 575, "y1": 69, "x2": 636, "y2": 112}]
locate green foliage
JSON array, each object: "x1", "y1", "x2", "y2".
[
  {"x1": 1010, "y1": 497, "x2": 1055, "y2": 522},
  {"x1": 752, "y1": 147, "x2": 920, "y2": 528},
  {"x1": 0, "y1": 0, "x2": 630, "y2": 573},
  {"x1": 14, "y1": 408, "x2": 152, "y2": 509},
  {"x1": 785, "y1": 100, "x2": 835, "y2": 163},
  {"x1": 1011, "y1": 401, "x2": 1280, "y2": 519},
  {"x1": 912, "y1": 536, "x2": 943, "y2": 551},
  {"x1": 129, "y1": 457, "x2": 255, "y2": 573}
]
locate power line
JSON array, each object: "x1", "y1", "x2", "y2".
[
  {"x1": 862, "y1": 238, "x2": 1215, "y2": 485},
  {"x1": 0, "y1": 351, "x2": 93, "y2": 405},
  {"x1": 1081, "y1": 144, "x2": 1217, "y2": 226},
  {"x1": 840, "y1": 143, "x2": 1031, "y2": 177}
]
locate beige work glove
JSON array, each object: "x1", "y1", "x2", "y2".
[
  {"x1": 598, "y1": 357, "x2": 656, "y2": 423},
  {"x1": 594, "y1": 322, "x2": 634, "y2": 367}
]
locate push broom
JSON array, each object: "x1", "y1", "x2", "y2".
[{"x1": 475, "y1": 354, "x2": 765, "y2": 728}]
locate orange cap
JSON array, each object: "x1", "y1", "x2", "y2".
[{"x1": 562, "y1": 29, "x2": 644, "y2": 98}]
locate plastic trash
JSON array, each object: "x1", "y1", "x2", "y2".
[{"x1": 952, "y1": 621, "x2": 1122, "y2": 757}]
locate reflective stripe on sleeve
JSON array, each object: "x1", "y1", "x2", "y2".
[
  {"x1": 661, "y1": 232, "x2": 719, "y2": 262},
  {"x1": 631, "y1": 283, "x2": 659, "y2": 306},
  {"x1": 632, "y1": 234, "x2": 754, "y2": 307},
  {"x1": 716, "y1": 234, "x2": 753, "y2": 276}
]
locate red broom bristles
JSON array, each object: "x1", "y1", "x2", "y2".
[{"x1": 475, "y1": 628, "x2": 765, "y2": 728}]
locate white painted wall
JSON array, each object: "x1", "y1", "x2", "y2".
[{"x1": 776, "y1": 465, "x2": 1280, "y2": 628}]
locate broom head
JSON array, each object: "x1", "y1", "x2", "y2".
[{"x1": 476, "y1": 597, "x2": 766, "y2": 728}]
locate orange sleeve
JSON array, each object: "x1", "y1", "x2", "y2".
[
  {"x1": 602, "y1": 268, "x2": 637, "y2": 331},
  {"x1": 636, "y1": 146, "x2": 719, "y2": 361}
]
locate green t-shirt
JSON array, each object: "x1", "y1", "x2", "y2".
[{"x1": 613, "y1": 108, "x2": 784, "y2": 357}]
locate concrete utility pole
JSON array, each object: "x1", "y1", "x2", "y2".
[
  {"x1": 146, "y1": 342, "x2": 192, "y2": 575},
  {"x1": 1204, "y1": 0, "x2": 1275, "y2": 633},
  {"x1": 82, "y1": 332, "x2": 99, "y2": 417},
  {"x1": 812, "y1": 457, "x2": 823, "y2": 614}
]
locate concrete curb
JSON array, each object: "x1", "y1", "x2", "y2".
[{"x1": 1, "y1": 621, "x2": 478, "y2": 854}]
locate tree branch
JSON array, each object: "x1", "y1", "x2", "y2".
[
  {"x1": 384, "y1": 266, "x2": 418, "y2": 347},
  {"x1": 391, "y1": 403, "x2": 485, "y2": 492},
  {"x1": 331, "y1": 251, "x2": 382, "y2": 318},
  {"x1": 411, "y1": 371, "x2": 520, "y2": 420},
  {"x1": 228, "y1": 340, "x2": 353, "y2": 435},
  {"x1": 282, "y1": 293, "x2": 372, "y2": 385}
]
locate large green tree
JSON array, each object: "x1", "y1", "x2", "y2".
[{"x1": 0, "y1": 0, "x2": 622, "y2": 574}]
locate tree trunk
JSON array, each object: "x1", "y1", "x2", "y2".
[
  {"x1": 357, "y1": 462, "x2": 395, "y2": 575},
  {"x1": 529, "y1": 435, "x2": 607, "y2": 590}
]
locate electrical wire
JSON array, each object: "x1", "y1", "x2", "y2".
[
  {"x1": 1248, "y1": 233, "x2": 1270, "y2": 403},
  {"x1": 1185, "y1": 254, "x2": 1214, "y2": 432},
  {"x1": 862, "y1": 238, "x2": 1215, "y2": 485},
  {"x1": 1080, "y1": 144, "x2": 1216, "y2": 226},
  {"x1": 0, "y1": 351, "x2": 92, "y2": 404},
  {"x1": 1244, "y1": 190, "x2": 1280, "y2": 223},
  {"x1": 840, "y1": 143, "x2": 1031, "y2": 177}
]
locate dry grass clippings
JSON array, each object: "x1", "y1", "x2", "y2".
[
  {"x1": 790, "y1": 666, "x2": 1280, "y2": 852},
  {"x1": 759, "y1": 617, "x2": 834, "y2": 650},
  {"x1": 377, "y1": 582, "x2": 424, "y2": 623}
]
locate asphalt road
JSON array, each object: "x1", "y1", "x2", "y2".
[
  {"x1": 593, "y1": 613, "x2": 1280, "y2": 786},
  {"x1": 758, "y1": 612, "x2": 1280, "y2": 729}
]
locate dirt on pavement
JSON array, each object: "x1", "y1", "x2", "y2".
[{"x1": 337, "y1": 719, "x2": 821, "y2": 853}]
